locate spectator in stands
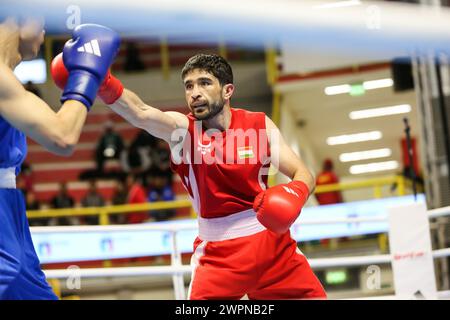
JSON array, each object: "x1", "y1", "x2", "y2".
[
  {"x1": 51, "y1": 182, "x2": 74, "y2": 208},
  {"x1": 26, "y1": 191, "x2": 40, "y2": 211},
  {"x1": 124, "y1": 42, "x2": 145, "y2": 72},
  {"x1": 26, "y1": 192, "x2": 47, "y2": 226},
  {"x1": 17, "y1": 162, "x2": 34, "y2": 197},
  {"x1": 121, "y1": 130, "x2": 155, "y2": 179},
  {"x1": 50, "y1": 182, "x2": 76, "y2": 225},
  {"x1": 24, "y1": 80, "x2": 41, "y2": 98},
  {"x1": 147, "y1": 168, "x2": 175, "y2": 221},
  {"x1": 133, "y1": 130, "x2": 157, "y2": 150},
  {"x1": 125, "y1": 174, "x2": 148, "y2": 224},
  {"x1": 82, "y1": 180, "x2": 105, "y2": 207},
  {"x1": 95, "y1": 120, "x2": 125, "y2": 173},
  {"x1": 112, "y1": 179, "x2": 128, "y2": 206},
  {"x1": 21, "y1": 162, "x2": 34, "y2": 193},
  {"x1": 150, "y1": 138, "x2": 171, "y2": 172},
  {"x1": 315, "y1": 158, "x2": 344, "y2": 205},
  {"x1": 110, "y1": 179, "x2": 128, "y2": 224},
  {"x1": 81, "y1": 179, "x2": 106, "y2": 225}
]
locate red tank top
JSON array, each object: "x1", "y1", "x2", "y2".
[{"x1": 171, "y1": 108, "x2": 271, "y2": 218}]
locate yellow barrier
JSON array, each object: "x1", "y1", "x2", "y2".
[
  {"x1": 27, "y1": 199, "x2": 192, "y2": 225},
  {"x1": 27, "y1": 176, "x2": 411, "y2": 225},
  {"x1": 315, "y1": 175, "x2": 407, "y2": 198}
]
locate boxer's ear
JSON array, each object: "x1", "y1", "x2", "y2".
[{"x1": 223, "y1": 84, "x2": 234, "y2": 100}]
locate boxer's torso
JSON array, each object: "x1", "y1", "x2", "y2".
[{"x1": 171, "y1": 108, "x2": 271, "y2": 218}]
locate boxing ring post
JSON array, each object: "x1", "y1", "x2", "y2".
[{"x1": 169, "y1": 230, "x2": 186, "y2": 300}]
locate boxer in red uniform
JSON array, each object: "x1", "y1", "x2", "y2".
[{"x1": 51, "y1": 53, "x2": 326, "y2": 300}]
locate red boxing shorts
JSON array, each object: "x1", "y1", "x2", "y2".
[{"x1": 188, "y1": 209, "x2": 326, "y2": 300}]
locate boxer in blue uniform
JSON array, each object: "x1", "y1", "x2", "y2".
[{"x1": 0, "y1": 17, "x2": 120, "y2": 299}]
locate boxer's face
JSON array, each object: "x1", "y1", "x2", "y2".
[
  {"x1": 183, "y1": 69, "x2": 233, "y2": 120},
  {"x1": 18, "y1": 19, "x2": 45, "y2": 61}
]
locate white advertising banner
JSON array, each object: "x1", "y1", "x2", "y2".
[{"x1": 388, "y1": 202, "x2": 437, "y2": 299}]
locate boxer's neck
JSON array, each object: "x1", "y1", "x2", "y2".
[{"x1": 203, "y1": 104, "x2": 232, "y2": 131}]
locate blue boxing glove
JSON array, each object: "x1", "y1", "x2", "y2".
[{"x1": 61, "y1": 24, "x2": 120, "y2": 109}]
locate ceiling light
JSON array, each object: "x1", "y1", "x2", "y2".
[
  {"x1": 340, "y1": 148, "x2": 392, "y2": 162},
  {"x1": 350, "y1": 160, "x2": 399, "y2": 174},
  {"x1": 325, "y1": 84, "x2": 351, "y2": 95},
  {"x1": 326, "y1": 131, "x2": 382, "y2": 145},
  {"x1": 363, "y1": 78, "x2": 394, "y2": 90},
  {"x1": 349, "y1": 104, "x2": 411, "y2": 119},
  {"x1": 325, "y1": 78, "x2": 393, "y2": 96}
]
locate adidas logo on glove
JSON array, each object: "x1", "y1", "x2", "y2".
[
  {"x1": 77, "y1": 39, "x2": 102, "y2": 57},
  {"x1": 282, "y1": 186, "x2": 299, "y2": 197}
]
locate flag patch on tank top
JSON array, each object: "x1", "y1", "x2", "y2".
[{"x1": 238, "y1": 146, "x2": 254, "y2": 159}]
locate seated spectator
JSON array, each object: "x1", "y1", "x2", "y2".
[
  {"x1": 50, "y1": 182, "x2": 76, "y2": 225},
  {"x1": 95, "y1": 121, "x2": 125, "y2": 173},
  {"x1": 133, "y1": 130, "x2": 157, "y2": 150},
  {"x1": 51, "y1": 182, "x2": 74, "y2": 208},
  {"x1": 81, "y1": 179, "x2": 106, "y2": 225},
  {"x1": 125, "y1": 174, "x2": 149, "y2": 224},
  {"x1": 110, "y1": 179, "x2": 128, "y2": 224},
  {"x1": 17, "y1": 162, "x2": 34, "y2": 197},
  {"x1": 121, "y1": 130, "x2": 155, "y2": 177},
  {"x1": 26, "y1": 191, "x2": 41, "y2": 211},
  {"x1": 124, "y1": 42, "x2": 145, "y2": 72},
  {"x1": 21, "y1": 162, "x2": 34, "y2": 193},
  {"x1": 147, "y1": 168, "x2": 175, "y2": 221},
  {"x1": 112, "y1": 179, "x2": 128, "y2": 206},
  {"x1": 26, "y1": 192, "x2": 46, "y2": 226},
  {"x1": 150, "y1": 139, "x2": 171, "y2": 172},
  {"x1": 315, "y1": 158, "x2": 343, "y2": 205}
]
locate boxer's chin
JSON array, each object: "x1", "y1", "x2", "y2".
[
  {"x1": 193, "y1": 107, "x2": 211, "y2": 120},
  {"x1": 193, "y1": 101, "x2": 224, "y2": 121}
]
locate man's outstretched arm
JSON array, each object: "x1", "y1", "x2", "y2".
[
  {"x1": 109, "y1": 88, "x2": 188, "y2": 143},
  {"x1": 51, "y1": 53, "x2": 188, "y2": 144}
]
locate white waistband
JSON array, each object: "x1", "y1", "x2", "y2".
[
  {"x1": 0, "y1": 167, "x2": 16, "y2": 189},
  {"x1": 198, "y1": 209, "x2": 266, "y2": 241}
]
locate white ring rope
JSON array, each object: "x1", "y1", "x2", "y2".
[
  {"x1": 43, "y1": 248, "x2": 450, "y2": 279},
  {"x1": 428, "y1": 206, "x2": 450, "y2": 219}
]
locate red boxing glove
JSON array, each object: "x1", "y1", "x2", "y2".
[
  {"x1": 253, "y1": 180, "x2": 310, "y2": 234},
  {"x1": 50, "y1": 53, "x2": 124, "y2": 105}
]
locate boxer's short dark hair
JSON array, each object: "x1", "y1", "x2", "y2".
[{"x1": 181, "y1": 54, "x2": 233, "y2": 86}]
